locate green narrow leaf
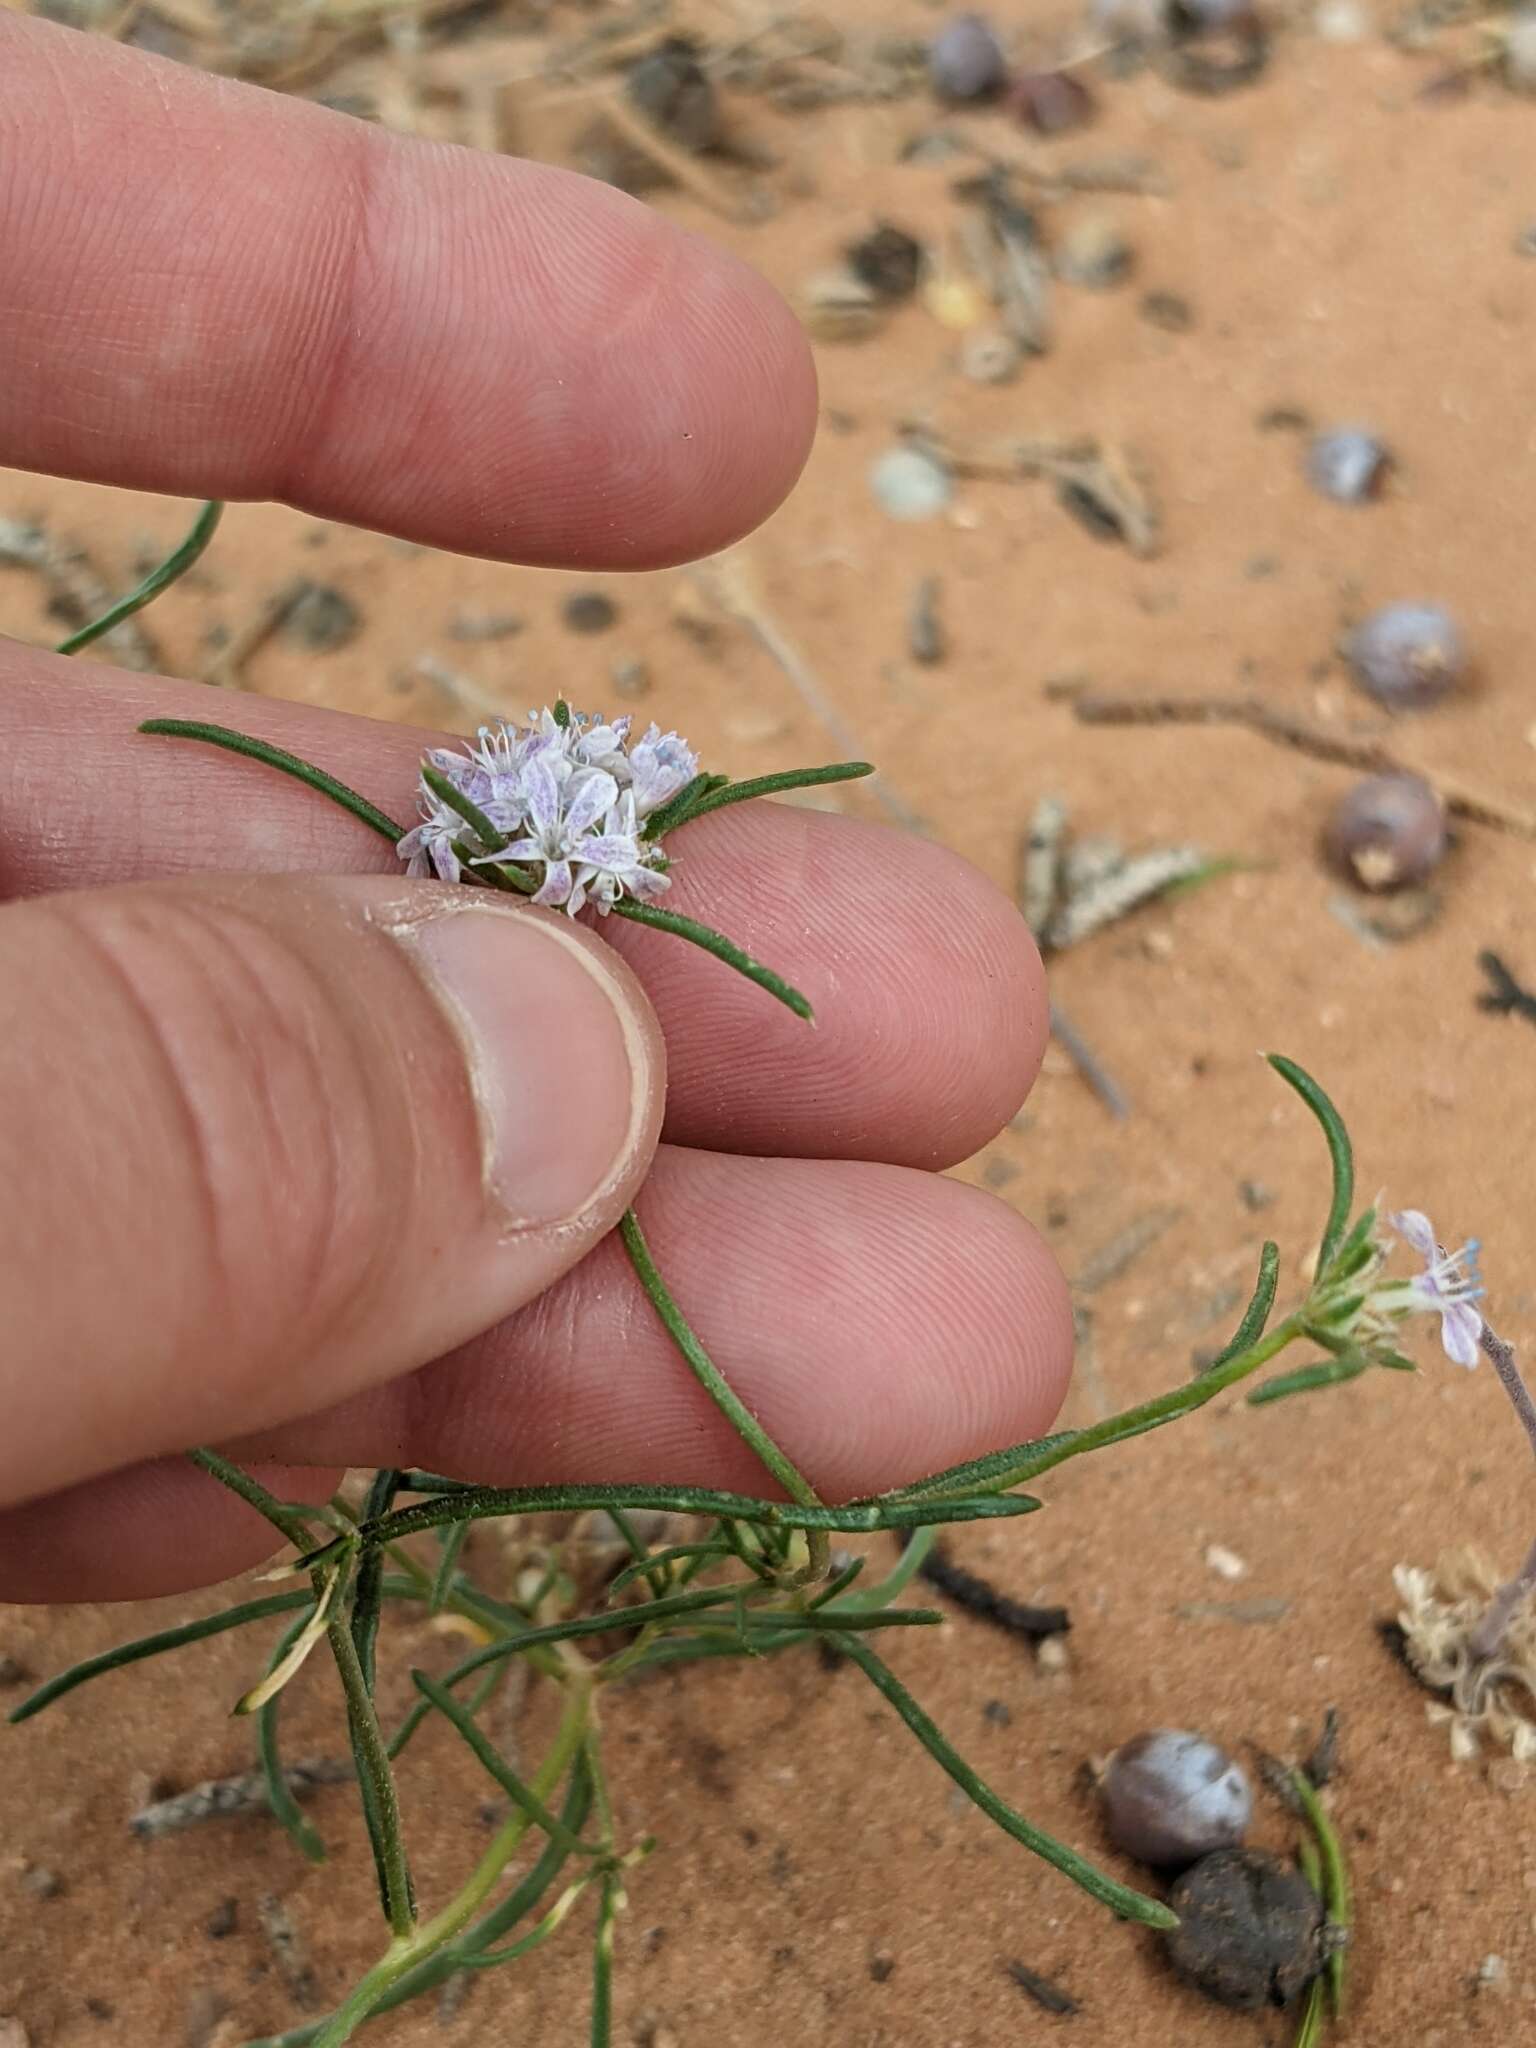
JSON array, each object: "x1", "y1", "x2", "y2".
[
  {"x1": 890, "y1": 1433, "x2": 1082, "y2": 1502},
  {"x1": 638, "y1": 771, "x2": 719, "y2": 839},
  {"x1": 255, "y1": 1614, "x2": 329, "y2": 1864},
  {"x1": 417, "y1": 764, "x2": 536, "y2": 893},
  {"x1": 667, "y1": 760, "x2": 875, "y2": 831},
  {"x1": 430, "y1": 1519, "x2": 473, "y2": 1614},
  {"x1": 619, "y1": 1208, "x2": 820, "y2": 1509},
  {"x1": 833, "y1": 1634, "x2": 1176, "y2": 1928},
  {"x1": 1199, "y1": 1241, "x2": 1280, "y2": 1376},
  {"x1": 1247, "y1": 1354, "x2": 1370, "y2": 1405},
  {"x1": 57, "y1": 500, "x2": 223, "y2": 655},
  {"x1": 410, "y1": 1672, "x2": 593, "y2": 1856},
  {"x1": 807, "y1": 1556, "x2": 866, "y2": 1608},
  {"x1": 138, "y1": 722, "x2": 405, "y2": 844},
  {"x1": 9, "y1": 1593, "x2": 314, "y2": 1723},
  {"x1": 351, "y1": 1469, "x2": 403, "y2": 1695},
  {"x1": 605, "y1": 1541, "x2": 734, "y2": 1598},
  {"x1": 608, "y1": 900, "x2": 813, "y2": 1020},
  {"x1": 1266, "y1": 1054, "x2": 1355, "y2": 1273}
]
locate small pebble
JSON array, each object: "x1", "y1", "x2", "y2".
[
  {"x1": 1515, "y1": 222, "x2": 1536, "y2": 258},
  {"x1": 928, "y1": 13, "x2": 1007, "y2": 101},
  {"x1": 906, "y1": 576, "x2": 946, "y2": 664},
  {"x1": 1324, "y1": 773, "x2": 1447, "y2": 892},
  {"x1": 869, "y1": 445, "x2": 954, "y2": 522},
  {"x1": 1140, "y1": 289, "x2": 1194, "y2": 331},
  {"x1": 1056, "y1": 216, "x2": 1135, "y2": 290},
  {"x1": 280, "y1": 581, "x2": 360, "y2": 653},
  {"x1": 845, "y1": 223, "x2": 924, "y2": 301},
  {"x1": 626, "y1": 36, "x2": 720, "y2": 151},
  {"x1": 1204, "y1": 1542, "x2": 1248, "y2": 1581},
  {"x1": 562, "y1": 590, "x2": 618, "y2": 635},
  {"x1": 0, "y1": 2020, "x2": 31, "y2": 2048},
  {"x1": 1010, "y1": 69, "x2": 1096, "y2": 133},
  {"x1": 205, "y1": 1897, "x2": 239, "y2": 1940},
  {"x1": 959, "y1": 326, "x2": 1023, "y2": 385},
  {"x1": 18, "y1": 1865, "x2": 62, "y2": 1900},
  {"x1": 1306, "y1": 426, "x2": 1390, "y2": 503},
  {"x1": 611, "y1": 656, "x2": 651, "y2": 701},
  {"x1": 983, "y1": 1698, "x2": 1014, "y2": 1726},
  {"x1": 1345, "y1": 602, "x2": 1465, "y2": 709},
  {"x1": 1165, "y1": 1848, "x2": 1326, "y2": 2010},
  {"x1": 0, "y1": 1654, "x2": 29, "y2": 1687},
  {"x1": 1101, "y1": 1729, "x2": 1253, "y2": 1868},
  {"x1": 1314, "y1": 0, "x2": 1372, "y2": 39}
]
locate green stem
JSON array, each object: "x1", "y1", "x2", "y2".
[
  {"x1": 590, "y1": 1869, "x2": 621, "y2": 2048},
  {"x1": 362, "y1": 1482, "x2": 1043, "y2": 1550},
  {"x1": 57, "y1": 500, "x2": 223, "y2": 655},
  {"x1": 187, "y1": 1446, "x2": 320, "y2": 1549},
  {"x1": 326, "y1": 1616, "x2": 416, "y2": 1941},
  {"x1": 1291, "y1": 1768, "x2": 1351, "y2": 2018},
  {"x1": 903, "y1": 1320, "x2": 1302, "y2": 1502},
  {"x1": 312, "y1": 1680, "x2": 594, "y2": 2048}
]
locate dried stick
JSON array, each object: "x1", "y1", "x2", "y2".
[{"x1": 1072, "y1": 690, "x2": 1536, "y2": 838}]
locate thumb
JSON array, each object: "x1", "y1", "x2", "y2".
[{"x1": 0, "y1": 873, "x2": 663, "y2": 1509}]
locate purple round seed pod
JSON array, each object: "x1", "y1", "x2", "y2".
[
  {"x1": 1324, "y1": 773, "x2": 1447, "y2": 892},
  {"x1": 1101, "y1": 1730, "x2": 1252, "y2": 1869},
  {"x1": 1306, "y1": 426, "x2": 1390, "y2": 503},
  {"x1": 1346, "y1": 601, "x2": 1465, "y2": 709},
  {"x1": 929, "y1": 14, "x2": 1008, "y2": 101}
]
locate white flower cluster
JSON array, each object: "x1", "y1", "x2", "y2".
[{"x1": 398, "y1": 708, "x2": 699, "y2": 915}]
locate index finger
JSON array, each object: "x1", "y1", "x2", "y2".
[{"x1": 0, "y1": 16, "x2": 817, "y2": 568}]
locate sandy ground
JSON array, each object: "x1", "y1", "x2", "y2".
[{"x1": 4, "y1": 4, "x2": 1536, "y2": 2043}]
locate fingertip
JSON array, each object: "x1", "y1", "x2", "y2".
[
  {"x1": 795, "y1": 1177, "x2": 1075, "y2": 1498},
  {"x1": 0, "y1": 1461, "x2": 339, "y2": 1603}
]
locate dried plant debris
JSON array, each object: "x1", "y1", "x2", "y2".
[
  {"x1": 1478, "y1": 950, "x2": 1536, "y2": 1029},
  {"x1": 0, "y1": 516, "x2": 160, "y2": 671},
  {"x1": 912, "y1": 1537, "x2": 1070, "y2": 1644},
  {"x1": 1018, "y1": 793, "x2": 1212, "y2": 952},
  {"x1": 129, "y1": 1759, "x2": 352, "y2": 1840},
  {"x1": 257, "y1": 1892, "x2": 320, "y2": 2013},
  {"x1": 1004, "y1": 1958, "x2": 1081, "y2": 2015},
  {"x1": 1393, "y1": 1549, "x2": 1536, "y2": 1762}
]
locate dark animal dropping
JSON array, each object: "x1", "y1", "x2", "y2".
[{"x1": 1164, "y1": 1848, "x2": 1327, "y2": 2010}]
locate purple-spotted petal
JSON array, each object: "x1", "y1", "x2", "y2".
[
  {"x1": 1440, "y1": 1300, "x2": 1483, "y2": 1368},
  {"x1": 564, "y1": 769, "x2": 620, "y2": 839},
  {"x1": 1388, "y1": 1208, "x2": 1438, "y2": 1259},
  {"x1": 523, "y1": 754, "x2": 562, "y2": 835},
  {"x1": 532, "y1": 861, "x2": 573, "y2": 908}
]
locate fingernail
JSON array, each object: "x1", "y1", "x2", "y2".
[{"x1": 410, "y1": 904, "x2": 650, "y2": 1228}]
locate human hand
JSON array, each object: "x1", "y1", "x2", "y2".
[{"x1": 0, "y1": 14, "x2": 1071, "y2": 1603}]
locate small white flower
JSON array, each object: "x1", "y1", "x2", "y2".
[
  {"x1": 1384, "y1": 1208, "x2": 1485, "y2": 1368},
  {"x1": 627, "y1": 724, "x2": 699, "y2": 817},
  {"x1": 401, "y1": 705, "x2": 685, "y2": 915}
]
